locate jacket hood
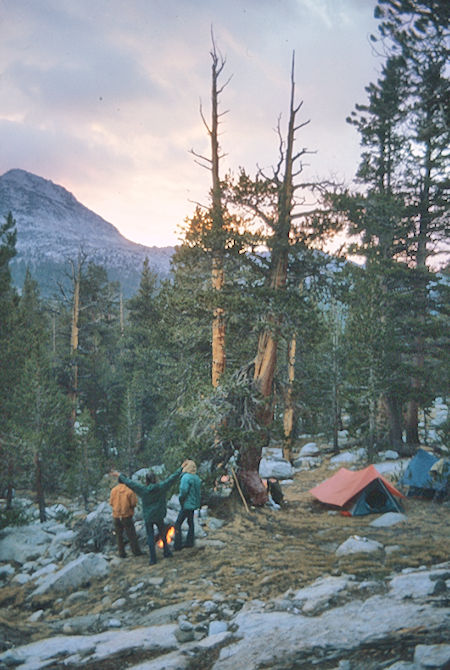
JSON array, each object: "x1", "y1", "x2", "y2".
[{"x1": 182, "y1": 460, "x2": 197, "y2": 474}]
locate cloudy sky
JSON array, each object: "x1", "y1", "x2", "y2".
[{"x1": 0, "y1": 0, "x2": 383, "y2": 248}]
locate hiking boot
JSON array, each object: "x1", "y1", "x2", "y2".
[
  {"x1": 149, "y1": 559, "x2": 157, "y2": 565},
  {"x1": 163, "y1": 550, "x2": 173, "y2": 558}
]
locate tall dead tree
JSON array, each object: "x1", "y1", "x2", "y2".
[
  {"x1": 192, "y1": 33, "x2": 231, "y2": 388},
  {"x1": 253, "y1": 54, "x2": 309, "y2": 413},
  {"x1": 234, "y1": 54, "x2": 312, "y2": 505}
]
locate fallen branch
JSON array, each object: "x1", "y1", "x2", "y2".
[{"x1": 231, "y1": 467, "x2": 250, "y2": 514}]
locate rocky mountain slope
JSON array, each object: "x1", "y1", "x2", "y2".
[{"x1": 0, "y1": 169, "x2": 174, "y2": 298}]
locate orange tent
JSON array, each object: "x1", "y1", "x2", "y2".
[{"x1": 309, "y1": 465, "x2": 404, "y2": 515}]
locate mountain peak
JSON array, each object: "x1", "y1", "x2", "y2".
[{"x1": 0, "y1": 169, "x2": 173, "y2": 297}]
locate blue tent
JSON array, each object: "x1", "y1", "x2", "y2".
[{"x1": 400, "y1": 448, "x2": 449, "y2": 499}]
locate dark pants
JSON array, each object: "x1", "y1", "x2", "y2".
[
  {"x1": 174, "y1": 509, "x2": 195, "y2": 550},
  {"x1": 113, "y1": 516, "x2": 142, "y2": 557},
  {"x1": 145, "y1": 519, "x2": 172, "y2": 564}
]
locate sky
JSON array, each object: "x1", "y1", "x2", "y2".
[{"x1": 0, "y1": 0, "x2": 383, "y2": 248}]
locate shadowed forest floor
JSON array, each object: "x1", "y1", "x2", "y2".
[{"x1": 1, "y1": 456, "x2": 449, "y2": 652}]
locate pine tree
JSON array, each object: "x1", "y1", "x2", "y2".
[{"x1": 0, "y1": 213, "x2": 20, "y2": 508}]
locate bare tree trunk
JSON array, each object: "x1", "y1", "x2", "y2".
[
  {"x1": 212, "y1": 255, "x2": 226, "y2": 387},
  {"x1": 69, "y1": 259, "x2": 81, "y2": 425},
  {"x1": 406, "y1": 138, "x2": 431, "y2": 445},
  {"x1": 34, "y1": 451, "x2": 46, "y2": 523},
  {"x1": 283, "y1": 333, "x2": 296, "y2": 461},
  {"x1": 195, "y1": 35, "x2": 229, "y2": 389},
  {"x1": 243, "y1": 55, "x2": 301, "y2": 505}
]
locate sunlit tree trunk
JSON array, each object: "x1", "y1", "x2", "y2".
[
  {"x1": 69, "y1": 258, "x2": 81, "y2": 425},
  {"x1": 253, "y1": 57, "x2": 296, "y2": 413},
  {"x1": 282, "y1": 333, "x2": 296, "y2": 461}
]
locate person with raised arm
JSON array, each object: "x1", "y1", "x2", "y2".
[{"x1": 110, "y1": 463, "x2": 184, "y2": 565}]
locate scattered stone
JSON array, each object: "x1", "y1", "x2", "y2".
[
  {"x1": 66, "y1": 590, "x2": 91, "y2": 605},
  {"x1": 0, "y1": 563, "x2": 15, "y2": 579},
  {"x1": 202, "y1": 600, "x2": 218, "y2": 613},
  {"x1": 293, "y1": 456, "x2": 321, "y2": 470},
  {"x1": 147, "y1": 577, "x2": 164, "y2": 587},
  {"x1": 373, "y1": 459, "x2": 409, "y2": 478},
  {"x1": 385, "y1": 545, "x2": 402, "y2": 555},
  {"x1": 45, "y1": 503, "x2": 70, "y2": 520},
  {"x1": 299, "y1": 442, "x2": 319, "y2": 457},
  {"x1": 335, "y1": 536, "x2": 383, "y2": 557},
  {"x1": 379, "y1": 450, "x2": 399, "y2": 460},
  {"x1": 175, "y1": 618, "x2": 195, "y2": 642},
  {"x1": 208, "y1": 620, "x2": 227, "y2": 635},
  {"x1": 12, "y1": 573, "x2": 31, "y2": 585},
  {"x1": 329, "y1": 451, "x2": 360, "y2": 466},
  {"x1": 259, "y1": 457, "x2": 294, "y2": 480},
  {"x1": 207, "y1": 517, "x2": 225, "y2": 530},
  {"x1": 370, "y1": 513, "x2": 407, "y2": 528},
  {"x1": 414, "y1": 643, "x2": 450, "y2": 668},
  {"x1": 28, "y1": 609, "x2": 44, "y2": 622},
  {"x1": 106, "y1": 618, "x2": 121, "y2": 628},
  {"x1": 32, "y1": 552, "x2": 109, "y2": 595},
  {"x1": 112, "y1": 598, "x2": 127, "y2": 609}
]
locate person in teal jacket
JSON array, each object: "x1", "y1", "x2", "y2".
[
  {"x1": 174, "y1": 459, "x2": 201, "y2": 551},
  {"x1": 111, "y1": 465, "x2": 182, "y2": 565}
]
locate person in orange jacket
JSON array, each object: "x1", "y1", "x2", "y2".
[{"x1": 109, "y1": 480, "x2": 143, "y2": 558}]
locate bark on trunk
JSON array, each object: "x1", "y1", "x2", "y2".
[
  {"x1": 384, "y1": 393, "x2": 404, "y2": 447},
  {"x1": 34, "y1": 452, "x2": 46, "y2": 523},
  {"x1": 238, "y1": 441, "x2": 268, "y2": 506},
  {"x1": 209, "y1": 40, "x2": 226, "y2": 388},
  {"x1": 212, "y1": 256, "x2": 226, "y2": 387},
  {"x1": 282, "y1": 334, "x2": 296, "y2": 461},
  {"x1": 70, "y1": 261, "x2": 80, "y2": 425}
]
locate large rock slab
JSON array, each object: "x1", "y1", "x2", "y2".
[
  {"x1": 0, "y1": 524, "x2": 53, "y2": 564},
  {"x1": 292, "y1": 574, "x2": 354, "y2": 613},
  {"x1": 212, "y1": 594, "x2": 449, "y2": 669},
  {"x1": 32, "y1": 552, "x2": 109, "y2": 595},
  {"x1": 389, "y1": 567, "x2": 449, "y2": 600},
  {"x1": 0, "y1": 624, "x2": 178, "y2": 669}
]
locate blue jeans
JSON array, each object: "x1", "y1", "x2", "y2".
[
  {"x1": 145, "y1": 519, "x2": 170, "y2": 563},
  {"x1": 174, "y1": 509, "x2": 194, "y2": 550}
]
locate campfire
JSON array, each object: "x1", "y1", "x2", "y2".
[{"x1": 156, "y1": 525, "x2": 175, "y2": 548}]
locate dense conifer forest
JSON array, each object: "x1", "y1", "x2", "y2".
[{"x1": 0, "y1": 0, "x2": 448, "y2": 521}]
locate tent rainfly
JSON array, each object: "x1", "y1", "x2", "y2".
[{"x1": 309, "y1": 465, "x2": 404, "y2": 516}]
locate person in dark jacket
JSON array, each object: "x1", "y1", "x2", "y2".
[
  {"x1": 111, "y1": 465, "x2": 182, "y2": 565},
  {"x1": 174, "y1": 459, "x2": 201, "y2": 551}
]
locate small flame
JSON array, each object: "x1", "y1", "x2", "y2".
[{"x1": 157, "y1": 525, "x2": 175, "y2": 548}]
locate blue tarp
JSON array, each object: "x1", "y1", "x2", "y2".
[{"x1": 400, "y1": 448, "x2": 448, "y2": 493}]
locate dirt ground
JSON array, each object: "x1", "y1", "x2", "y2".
[{"x1": 1, "y1": 456, "x2": 449, "y2": 655}]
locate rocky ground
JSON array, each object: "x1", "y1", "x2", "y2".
[{"x1": 0, "y1": 448, "x2": 449, "y2": 670}]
